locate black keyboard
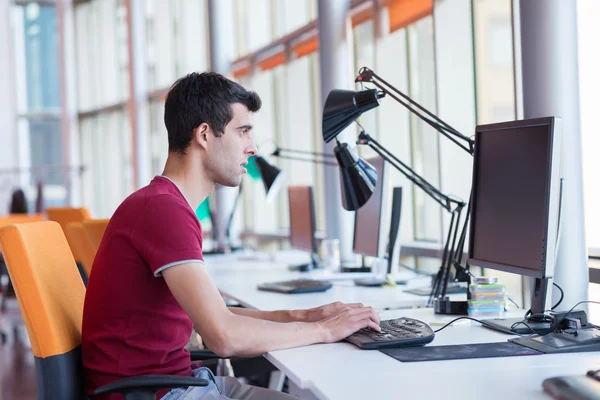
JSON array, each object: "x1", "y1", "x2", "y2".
[
  {"x1": 345, "y1": 317, "x2": 435, "y2": 350},
  {"x1": 257, "y1": 279, "x2": 333, "y2": 294}
]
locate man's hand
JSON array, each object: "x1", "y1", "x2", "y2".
[
  {"x1": 303, "y1": 301, "x2": 371, "y2": 323},
  {"x1": 317, "y1": 306, "x2": 381, "y2": 343}
]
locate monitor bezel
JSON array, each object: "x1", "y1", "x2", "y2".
[{"x1": 467, "y1": 117, "x2": 562, "y2": 279}]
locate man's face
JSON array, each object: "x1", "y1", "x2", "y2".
[{"x1": 203, "y1": 103, "x2": 257, "y2": 187}]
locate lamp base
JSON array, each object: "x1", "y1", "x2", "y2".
[
  {"x1": 203, "y1": 246, "x2": 244, "y2": 256},
  {"x1": 433, "y1": 297, "x2": 468, "y2": 315},
  {"x1": 340, "y1": 266, "x2": 371, "y2": 273}
]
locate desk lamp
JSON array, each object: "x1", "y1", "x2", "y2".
[
  {"x1": 254, "y1": 148, "x2": 378, "y2": 271},
  {"x1": 204, "y1": 156, "x2": 284, "y2": 255},
  {"x1": 323, "y1": 67, "x2": 475, "y2": 314}
]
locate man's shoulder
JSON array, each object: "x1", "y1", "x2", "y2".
[{"x1": 125, "y1": 178, "x2": 188, "y2": 208}]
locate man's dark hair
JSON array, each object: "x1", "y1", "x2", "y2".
[{"x1": 164, "y1": 72, "x2": 262, "y2": 154}]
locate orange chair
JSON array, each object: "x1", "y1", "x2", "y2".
[
  {"x1": 65, "y1": 222, "x2": 96, "y2": 278},
  {"x1": 46, "y1": 207, "x2": 92, "y2": 275},
  {"x1": 0, "y1": 213, "x2": 46, "y2": 226},
  {"x1": 82, "y1": 218, "x2": 110, "y2": 253},
  {"x1": 0, "y1": 221, "x2": 208, "y2": 399},
  {"x1": 0, "y1": 213, "x2": 46, "y2": 311}
]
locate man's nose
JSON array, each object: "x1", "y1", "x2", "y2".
[{"x1": 247, "y1": 139, "x2": 258, "y2": 156}]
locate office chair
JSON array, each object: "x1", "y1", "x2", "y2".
[
  {"x1": 0, "y1": 221, "x2": 209, "y2": 399},
  {"x1": 82, "y1": 218, "x2": 110, "y2": 253},
  {"x1": 46, "y1": 207, "x2": 92, "y2": 285},
  {"x1": 0, "y1": 214, "x2": 46, "y2": 309},
  {"x1": 65, "y1": 222, "x2": 96, "y2": 280}
]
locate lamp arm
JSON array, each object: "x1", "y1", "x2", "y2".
[
  {"x1": 274, "y1": 147, "x2": 336, "y2": 159},
  {"x1": 360, "y1": 132, "x2": 466, "y2": 213},
  {"x1": 357, "y1": 67, "x2": 475, "y2": 155},
  {"x1": 274, "y1": 154, "x2": 338, "y2": 167}
]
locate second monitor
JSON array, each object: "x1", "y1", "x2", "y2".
[{"x1": 288, "y1": 185, "x2": 320, "y2": 271}]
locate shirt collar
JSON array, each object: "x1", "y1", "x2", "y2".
[{"x1": 156, "y1": 175, "x2": 194, "y2": 211}]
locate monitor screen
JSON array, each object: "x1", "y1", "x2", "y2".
[
  {"x1": 288, "y1": 185, "x2": 317, "y2": 254},
  {"x1": 468, "y1": 117, "x2": 562, "y2": 279},
  {"x1": 353, "y1": 155, "x2": 388, "y2": 258}
]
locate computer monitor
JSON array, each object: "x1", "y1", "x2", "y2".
[
  {"x1": 468, "y1": 116, "x2": 563, "y2": 332},
  {"x1": 353, "y1": 155, "x2": 389, "y2": 259},
  {"x1": 288, "y1": 185, "x2": 319, "y2": 270}
]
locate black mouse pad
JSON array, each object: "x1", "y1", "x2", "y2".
[{"x1": 380, "y1": 342, "x2": 542, "y2": 362}]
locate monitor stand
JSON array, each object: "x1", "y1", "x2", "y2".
[
  {"x1": 482, "y1": 318, "x2": 552, "y2": 335},
  {"x1": 509, "y1": 325, "x2": 600, "y2": 354},
  {"x1": 341, "y1": 255, "x2": 371, "y2": 273}
]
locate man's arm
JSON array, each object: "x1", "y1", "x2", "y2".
[
  {"x1": 228, "y1": 302, "x2": 368, "y2": 323},
  {"x1": 228, "y1": 307, "x2": 299, "y2": 323},
  {"x1": 162, "y1": 262, "x2": 380, "y2": 358}
]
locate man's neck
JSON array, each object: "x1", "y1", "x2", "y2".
[{"x1": 161, "y1": 153, "x2": 214, "y2": 210}]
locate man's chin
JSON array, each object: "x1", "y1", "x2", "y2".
[{"x1": 215, "y1": 177, "x2": 241, "y2": 187}]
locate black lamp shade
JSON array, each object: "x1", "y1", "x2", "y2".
[
  {"x1": 254, "y1": 156, "x2": 284, "y2": 202},
  {"x1": 334, "y1": 142, "x2": 377, "y2": 211},
  {"x1": 322, "y1": 89, "x2": 383, "y2": 143}
]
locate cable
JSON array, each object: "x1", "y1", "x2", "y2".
[
  {"x1": 507, "y1": 297, "x2": 520, "y2": 309},
  {"x1": 520, "y1": 281, "x2": 565, "y2": 323},
  {"x1": 433, "y1": 316, "x2": 530, "y2": 336},
  {"x1": 551, "y1": 282, "x2": 564, "y2": 310}
]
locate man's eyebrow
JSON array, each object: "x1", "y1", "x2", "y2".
[{"x1": 237, "y1": 124, "x2": 253, "y2": 130}]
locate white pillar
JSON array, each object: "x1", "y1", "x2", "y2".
[
  {"x1": 520, "y1": 0, "x2": 588, "y2": 310},
  {"x1": 208, "y1": 0, "x2": 239, "y2": 251},
  {"x1": 317, "y1": 0, "x2": 357, "y2": 267},
  {"x1": 0, "y1": 1, "x2": 18, "y2": 210},
  {"x1": 57, "y1": 0, "x2": 82, "y2": 206},
  {"x1": 126, "y1": 0, "x2": 151, "y2": 190}
]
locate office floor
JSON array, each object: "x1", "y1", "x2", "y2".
[
  {"x1": 0, "y1": 340, "x2": 36, "y2": 399},
  {"x1": 0, "y1": 260, "x2": 599, "y2": 400}
]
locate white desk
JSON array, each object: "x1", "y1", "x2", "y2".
[
  {"x1": 204, "y1": 251, "x2": 434, "y2": 311},
  {"x1": 204, "y1": 251, "x2": 600, "y2": 400}
]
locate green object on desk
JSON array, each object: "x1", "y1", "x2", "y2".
[
  {"x1": 246, "y1": 155, "x2": 261, "y2": 181},
  {"x1": 196, "y1": 197, "x2": 211, "y2": 222}
]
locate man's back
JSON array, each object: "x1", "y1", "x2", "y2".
[{"x1": 82, "y1": 176, "x2": 204, "y2": 398}]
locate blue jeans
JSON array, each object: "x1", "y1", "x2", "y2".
[{"x1": 160, "y1": 367, "x2": 297, "y2": 400}]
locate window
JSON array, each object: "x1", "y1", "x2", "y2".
[
  {"x1": 473, "y1": 0, "x2": 516, "y2": 124},
  {"x1": 407, "y1": 16, "x2": 441, "y2": 243},
  {"x1": 145, "y1": 0, "x2": 209, "y2": 91},
  {"x1": 75, "y1": 0, "x2": 128, "y2": 111},
  {"x1": 80, "y1": 109, "x2": 133, "y2": 218},
  {"x1": 11, "y1": 2, "x2": 67, "y2": 207}
]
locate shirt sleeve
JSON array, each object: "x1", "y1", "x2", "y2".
[{"x1": 130, "y1": 194, "x2": 204, "y2": 277}]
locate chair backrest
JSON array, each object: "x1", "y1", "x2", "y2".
[
  {"x1": 0, "y1": 213, "x2": 46, "y2": 227},
  {"x1": 45, "y1": 207, "x2": 91, "y2": 230},
  {"x1": 45, "y1": 207, "x2": 91, "y2": 261},
  {"x1": 65, "y1": 222, "x2": 96, "y2": 278},
  {"x1": 82, "y1": 218, "x2": 110, "y2": 253},
  {"x1": 0, "y1": 221, "x2": 86, "y2": 399}
]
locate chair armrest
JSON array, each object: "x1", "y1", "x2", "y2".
[
  {"x1": 93, "y1": 374, "x2": 209, "y2": 398},
  {"x1": 190, "y1": 349, "x2": 220, "y2": 360}
]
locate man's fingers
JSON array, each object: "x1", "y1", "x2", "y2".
[{"x1": 364, "y1": 319, "x2": 381, "y2": 332}]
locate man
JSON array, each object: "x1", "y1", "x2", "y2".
[{"x1": 82, "y1": 72, "x2": 381, "y2": 400}]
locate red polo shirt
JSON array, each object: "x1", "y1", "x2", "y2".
[{"x1": 82, "y1": 176, "x2": 204, "y2": 399}]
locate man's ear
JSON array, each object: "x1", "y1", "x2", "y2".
[{"x1": 194, "y1": 123, "x2": 211, "y2": 150}]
